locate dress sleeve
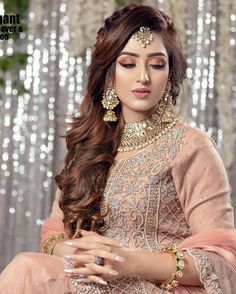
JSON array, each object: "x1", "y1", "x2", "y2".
[
  {"x1": 40, "y1": 186, "x2": 68, "y2": 252},
  {"x1": 171, "y1": 127, "x2": 236, "y2": 293}
]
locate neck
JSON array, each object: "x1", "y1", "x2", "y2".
[{"x1": 122, "y1": 106, "x2": 156, "y2": 125}]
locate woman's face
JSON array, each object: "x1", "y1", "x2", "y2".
[{"x1": 114, "y1": 32, "x2": 169, "y2": 124}]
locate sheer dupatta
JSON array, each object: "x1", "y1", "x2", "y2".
[{"x1": 174, "y1": 229, "x2": 236, "y2": 294}]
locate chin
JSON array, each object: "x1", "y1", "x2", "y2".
[
  {"x1": 121, "y1": 100, "x2": 157, "y2": 115},
  {"x1": 130, "y1": 103, "x2": 156, "y2": 113}
]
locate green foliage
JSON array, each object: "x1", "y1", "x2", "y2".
[
  {"x1": 3, "y1": 0, "x2": 29, "y2": 41},
  {"x1": 4, "y1": 0, "x2": 29, "y2": 19},
  {"x1": 0, "y1": 53, "x2": 30, "y2": 95},
  {"x1": 0, "y1": 0, "x2": 29, "y2": 96},
  {"x1": 0, "y1": 77, "x2": 5, "y2": 87},
  {"x1": 0, "y1": 52, "x2": 28, "y2": 72}
]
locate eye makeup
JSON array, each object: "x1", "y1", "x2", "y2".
[
  {"x1": 117, "y1": 55, "x2": 167, "y2": 67},
  {"x1": 118, "y1": 61, "x2": 166, "y2": 69}
]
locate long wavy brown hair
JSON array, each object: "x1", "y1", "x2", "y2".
[{"x1": 55, "y1": 3, "x2": 187, "y2": 238}]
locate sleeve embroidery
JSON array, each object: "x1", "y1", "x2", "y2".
[{"x1": 187, "y1": 248, "x2": 223, "y2": 294}]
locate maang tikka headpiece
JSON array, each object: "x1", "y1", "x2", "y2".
[{"x1": 132, "y1": 26, "x2": 154, "y2": 48}]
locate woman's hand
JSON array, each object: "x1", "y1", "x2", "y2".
[{"x1": 63, "y1": 230, "x2": 137, "y2": 285}]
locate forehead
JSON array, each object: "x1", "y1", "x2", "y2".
[{"x1": 121, "y1": 32, "x2": 167, "y2": 56}]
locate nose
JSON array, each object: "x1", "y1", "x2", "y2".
[{"x1": 137, "y1": 65, "x2": 150, "y2": 84}]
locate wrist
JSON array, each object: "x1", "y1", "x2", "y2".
[
  {"x1": 125, "y1": 250, "x2": 140, "y2": 276},
  {"x1": 159, "y1": 244, "x2": 185, "y2": 290},
  {"x1": 132, "y1": 251, "x2": 175, "y2": 281},
  {"x1": 112, "y1": 247, "x2": 139, "y2": 276},
  {"x1": 52, "y1": 239, "x2": 67, "y2": 256},
  {"x1": 41, "y1": 232, "x2": 68, "y2": 255}
]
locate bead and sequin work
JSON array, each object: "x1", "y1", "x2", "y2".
[{"x1": 68, "y1": 121, "x2": 198, "y2": 293}]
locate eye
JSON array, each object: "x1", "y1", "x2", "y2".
[
  {"x1": 119, "y1": 62, "x2": 135, "y2": 68},
  {"x1": 150, "y1": 64, "x2": 166, "y2": 69}
]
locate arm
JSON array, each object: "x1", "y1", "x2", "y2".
[
  {"x1": 40, "y1": 186, "x2": 81, "y2": 257},
  {"x1": 170, "y1": 127, "x2": 235, "y2": 291},
  {"x1": 171, "y1": 128, "x2": 234, "y2": 233},
  {"x1": 123, "y1": 128, "x2": 234, "y2": 289},
  {"x1": 40, "y1": 186, "x2": 69, "y2": 253},
  {"x1": 126, "y1": 249, "x2": 202, "y2": 286}
]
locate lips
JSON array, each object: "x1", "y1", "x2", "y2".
[
  {"x1": 132, "y1": 88, "x2": 151, "y2": 98},
  {"x1": 132, "y1": 88, "x2": 151, "y2": 93}
]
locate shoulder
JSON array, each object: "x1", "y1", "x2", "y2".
[
  {"x1": 171, "y1": 120, "x2": 219, "y2": 166},
  {"x1": 175, "y1": 120, "x2": 217, "y2": 148}
]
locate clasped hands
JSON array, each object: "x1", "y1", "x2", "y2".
[{"x1": 62, "y1": 230, "x2": 136, "y2": 285}]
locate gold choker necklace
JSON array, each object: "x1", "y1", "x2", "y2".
[{"x1": 118, "y1": 108, "x2": 183, "y2": 152}]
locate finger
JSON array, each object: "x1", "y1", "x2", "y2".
[
  {"x1": 64, "y1": 254, "x2": 95, "y2": 266},
  {"x1": 65, "y1": 240, "x2": 114, "y2": 252},
  {"x1": 87, "y1": 249, "x2": 125, "y2": 262},
  {"x1": 78, "y1": 231, "x2": 122, "y2": 248},
  {"x1": 85, "y1": 263, "x2": 119, "y2": 277},
  {"x1": 64, "y1": 249, "x2": 125, "y2": 264},
  {"x1": 64, "y1": 268, "x2": 108, "y2": 285},
  {"x1": 64, "y1": 267, "x2": 96, "y2": 276},
  {"x1": 72, "y1": 278, "x2": 91, "y2": 283},
  {"x1": 86, "y1": 274, "x2": 108, "y2": 285},
  {"x1": 80, "y1": 230, "x2": 97, "y2": 236}
]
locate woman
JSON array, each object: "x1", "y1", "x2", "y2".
[{"x1": 1, "y1": 3, "x2": 236, "y2": 293}]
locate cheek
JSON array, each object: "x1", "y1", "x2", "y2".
[
  {"x1": 154, "y1": 73, "x2": 169, "y2": 90},
  {"x1": 114, "y1": 68, "x2": 131, "y2": 92}
]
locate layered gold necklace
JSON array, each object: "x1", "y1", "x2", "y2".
[{"x1": 118, "y1": 107, "x2": 183, "y2": 152}]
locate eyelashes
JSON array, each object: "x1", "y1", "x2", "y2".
[{"x1": 118, "y1": 62, "x2": 166, "y2": 69}]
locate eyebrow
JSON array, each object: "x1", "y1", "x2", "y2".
[{"x1": 118, "y1": 51, "x2": 167, "y2": 58}]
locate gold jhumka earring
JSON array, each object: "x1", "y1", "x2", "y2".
[
  {"x1": 157, "y1": 76, "x2": 175, "y2": 123},
  {"x1": 101, "y1": 80, "x2": 120, "y2": 122}
]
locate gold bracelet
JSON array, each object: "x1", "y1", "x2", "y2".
[
  {"x1": 42, "y1": 232, "x2": 67, "y2": 255},
  {"x1": 159, "y1": 244, "x2": 185, "y2": 290}
]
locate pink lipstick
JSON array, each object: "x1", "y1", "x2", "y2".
[{"x1": 132, "y1": 87, "x2": 151, "y2": 99}]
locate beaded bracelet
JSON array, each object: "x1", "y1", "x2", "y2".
[
  {"x1": 159, "y1": 244, "x2": 185, "y2": 290},
  {"x1": 42, "y1": 232, "x2": 68, "y2": 255}
]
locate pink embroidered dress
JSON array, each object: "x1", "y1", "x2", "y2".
[{"x1": 1, "y1": 121, "x2": 236, "y2": 293}]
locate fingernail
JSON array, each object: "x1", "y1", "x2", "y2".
[
  {"x1": 98, "y1": 279, "x2": 108, "y2": 285},
  {"x1": 115, "y1": 255, "x2": 125, "y2": 262},
  {"x1": 65, "y1": 241, "x2": 74, "y2": 246},
  {"x1": 109, "y1": 269, "x2": 119, "y2": 276},
  {"x1": 64, "y1": 269, "x2": 73, "y2": 273},
  {"x1": 63, "y1": 255, "x2": 71, "y2": 259}
]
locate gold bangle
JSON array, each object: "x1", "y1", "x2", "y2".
[
  {"x1": 159, "y1": 244, "x2": 185, "y2": 290},
  {"x1": 42, "y1": 232, "x2": 67, "y2": 255}
]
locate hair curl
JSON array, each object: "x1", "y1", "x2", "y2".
[{"x1": 55, "y1": 3, "x2": 187, "y2": 238}]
